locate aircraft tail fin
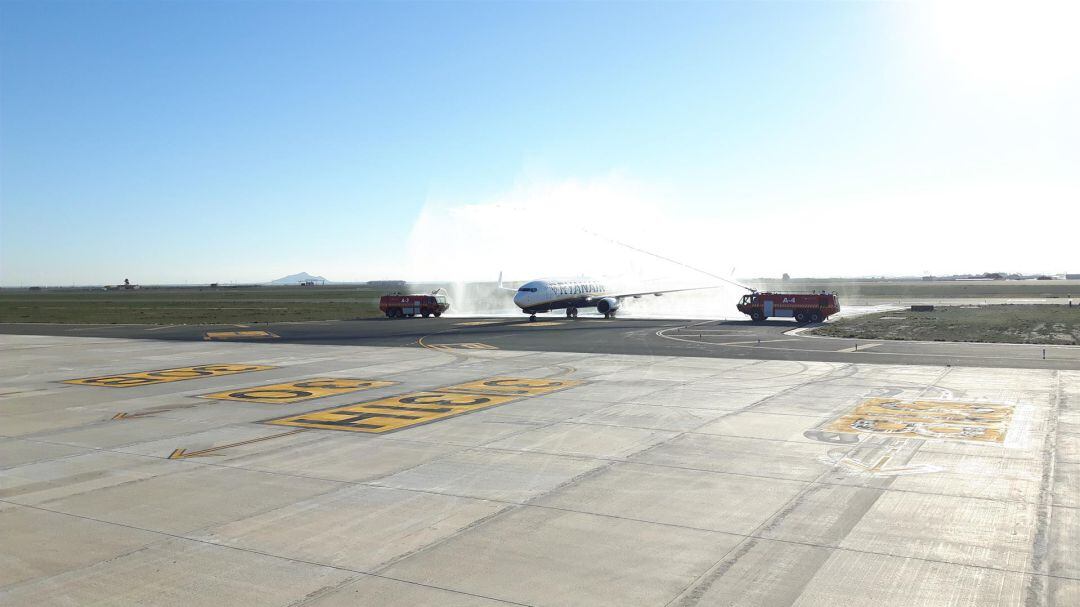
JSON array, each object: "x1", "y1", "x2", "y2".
[{"x1": 496, "y1": 272, "x2": 516, "y2": 291}]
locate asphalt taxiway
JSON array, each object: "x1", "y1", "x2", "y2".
[
  {"x1": 1, "y1": 319, "x2": 1078, "y2": 606},
  {"x1": 2, "y1": 316, "x2": 1078, "y2": 370}
]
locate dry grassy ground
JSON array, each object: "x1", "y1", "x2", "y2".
[
  {"x1": 0, "y1": 286, "x2": 384, "y2": 324},
  {"x1": 815, "y1": 304, "x2": 1080, "y2": 345},
  {"x1": 747, "y1": 279, "x2": 1080, "y2": 303}
]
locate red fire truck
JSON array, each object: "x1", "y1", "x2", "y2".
[
  {"x1": 736, "y1": 292, "x2": 840, "y2": 324},
  {"x1": 379, "y1": 291, "x2": 450, "y2": 318}
]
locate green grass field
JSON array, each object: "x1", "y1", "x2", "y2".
[
  {"x1": 814, "y1": 305, "x2": 1080, "y2": 345},
  {"x1": 0, "y1": 286, "x2": 384, "y2": 324}
]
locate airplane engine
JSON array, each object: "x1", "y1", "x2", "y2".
[{"x1": 596, "y1": 297, "x2": 620, "y2": 314}]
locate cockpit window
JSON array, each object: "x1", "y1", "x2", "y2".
[{"x1": 517, "y1": 287, "x2": 537, "y2": 293}]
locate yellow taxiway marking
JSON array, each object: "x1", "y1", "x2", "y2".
[
  {"x1": 427, "y1": 343, "x2": 499, "y2": 351},
  {"x1": 112, "y1": 404, "x2": 198, "y2": 420},
  {"x1": 204, "y1": 330, "x2": 279, "y2": 340},
  {"x1": 112, "y1": 411, "x2": 157, "y2": 420},
  {"x1": 263, "y1": 376, "x2": 586, "y2": 434},
  {"x1": 838, "y1": 343, "x2": 880, "y2": 353},
  {"x1": 65, "y1": 364, "x2": 277, "y2": 388},
  {"x1": 518, "y1": 321, "x2": 564, "y2": 327},
  {"x1": 265, "y1": 391, "x2": 519, "y2": 433},
  {"x1": 455, "y1": 320, "x2": 505, "y2": 326},
  {"x1": 439, "y1": 377, "x2": 583, "y2": 397},
  {"x1": 825, "y1": 397, "x2": 1014, "y2": 443},
  {"x1": 169, "y1": 429, "x2": 306, "y2": 459},
  {"x1": 200, "y1": 378, "x2": 396, "y2": 404}
]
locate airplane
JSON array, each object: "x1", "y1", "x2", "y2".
[{"x1": 499, "y1": 274, "x2": 723, "y2": 322}]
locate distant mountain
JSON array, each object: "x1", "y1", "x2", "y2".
[{"x1": 269, "y1": 272, "x2": 329, "y2": 285}]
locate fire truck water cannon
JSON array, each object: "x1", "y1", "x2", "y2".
[{"x1": 736, "y1": 292, "x2": 840, "y2": 324}]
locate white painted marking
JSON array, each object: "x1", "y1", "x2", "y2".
[
  {"x1": 711, "y1": 338, "x2": 801, "y2": 346},
  {"x1": 655, "y1": 326, "x2": 1058, "y2": 362},
  {"x1": 838, "y1": 343, "x2": 880, "y2": 353}
]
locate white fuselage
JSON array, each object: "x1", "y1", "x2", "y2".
[{"x1": 513, "y1": 279, "x2": 609, "y2": 313}]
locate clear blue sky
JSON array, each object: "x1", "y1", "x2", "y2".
[{"x1": 2, "y1": 1, "x2": 1076, "y2": 285}]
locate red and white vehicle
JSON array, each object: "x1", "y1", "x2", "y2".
[
  {"x1": 736, "y1": 292, "x2": 840, "y2": 324},
  {"x1": 379, "y1": 292, "x2": 450, "y2": 319}
]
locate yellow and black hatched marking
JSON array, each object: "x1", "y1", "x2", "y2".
[
  {"x1": 199, "y1": 378, "x2": 397, "y2": 404},
  {"x1": 427, "y1": 342, "x2": 498, "y2": 352},
  {"x1": 265, "y1": 377, "x2": 584, "y2": 434},
  {"x1": 204, "y1": 330, "x2": 279, "y2": 341},
  {"x1": 65, "y1": 364, "x2": 277, "y2": 388},
  {"x1": 825, "y1": 397, "x2": 1014, "y2": 443}
]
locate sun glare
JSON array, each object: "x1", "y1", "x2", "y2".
[{"x1": 926, "y1": 0, "x2": 1080, "y2": 92}]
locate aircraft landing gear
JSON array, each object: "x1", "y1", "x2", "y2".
[
  {"x1": 565, "y1": 307, "x2": 578, "y2": 319},
  {"x1": 603, "y1": 311, "x2": 613, "y2": 319},
  {"x1": 529, "y1": 314, "x2": 537, "y2": 322}
]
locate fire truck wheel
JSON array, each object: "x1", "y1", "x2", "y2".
[
  {"x1": 750, "y1": 311, "x2": 765, "y2": 322},
  {"x1": 422, "y1": 312, "x2": 430, "y2": 318},
  {"x1": 795, "y1": 311, "x2": 808, "y2": 324},
  {"x1": 434, "y1": 312, "x2": 441, "y2": 317},
  {"x1": 809, "y1": 312, "x2": 822, "y2": 323}
]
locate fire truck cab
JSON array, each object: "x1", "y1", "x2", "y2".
[{"x1": 737, "y1": 292, "x2": 840, "y2": 324}]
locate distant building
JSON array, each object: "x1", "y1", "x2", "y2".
[{"x1": 1067, "y1": 274, "x2": 1080, "y2": 280}]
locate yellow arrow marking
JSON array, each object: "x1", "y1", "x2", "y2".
[
  {"x1": 112, "y1": 411, "x2": 163, "y2": 420},
  {"x1": 112, "y1": 404, "x2": 198, "y2": 420},
  {"x1": 168, "y1": 429, "x2": 306, "y2": 459}
]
